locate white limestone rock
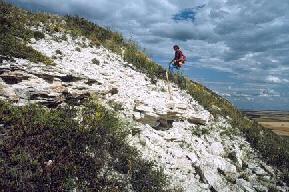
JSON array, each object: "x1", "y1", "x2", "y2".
[{"x1": 208, "y1": 142, "x2": 225, "y2": 156}]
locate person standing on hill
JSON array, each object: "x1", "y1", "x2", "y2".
[{"x1": 169, "y1": 45, "x2": 186, "y2": 73}]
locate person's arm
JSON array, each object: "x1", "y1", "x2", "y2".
[
  {"x1": 170, "y1": 51, "x2": 178, "y2": 63},
  {"x1": 175, "y1": 50, "x2": 182, "y2": 62}
]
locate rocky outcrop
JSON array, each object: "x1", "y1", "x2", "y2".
[
  {"x1": 134, "y1": 101, "x2": 207, "y2": 130},
  {"x1": 0, "y1": 61, "x2": 92, "y2": 107}
]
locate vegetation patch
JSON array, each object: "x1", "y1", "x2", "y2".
[
  {"x1": 55, "y1": 49, "x2": 62, "y2": 55},
  {"x1": 33, "y1": 31, "x2": 45, "y2": 40},
  {"x1": 0, "y1": 2, "x2": 53, "y2": 65},
  {"x1": 92, "y1": 58, "x2": 100, "y2": 65},
  {"x1": 191, "y1": 126, "x2": 210, "y2": 137},
  {"x1": 0, "y1": 100, "x2": 169, "y2": 191}
]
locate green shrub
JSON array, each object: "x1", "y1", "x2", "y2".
[
  {"x1": 0, "y1": 100, "x2": 169, "y2": 191},
  {"x1": 91, "y1": 58, "x2": 100, "y2": 65},
  {"x1": 33, "y1": 31, "x2": 45, "y2": 40},
  {"x1": 55, "y1": 49, "x2": 62, "y2": 55}
]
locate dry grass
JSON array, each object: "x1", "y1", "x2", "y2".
[{"x1": 259, "y1": 122, "x2": 289, "y2": 136}]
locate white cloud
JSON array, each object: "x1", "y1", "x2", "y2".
[
  {"x1": 265, "y1": 75, "x2": 289, "y2": 84},
  {"x1": 266, "y1": 75, "x2": 282, "y2": 83}
]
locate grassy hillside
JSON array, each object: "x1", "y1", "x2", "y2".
[
  {"x1": 1, "y1": 0, "x2": 289, "y2": 185},
  {"x1": 0, "y1": 1, "x2": 53, "y2": 64}
]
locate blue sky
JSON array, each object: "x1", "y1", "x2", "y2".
[{"x1": 7, "y1": 0, "x2": 289, "y2": 111}]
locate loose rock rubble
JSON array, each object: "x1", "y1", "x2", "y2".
[{"x1": 0, "y1": 31, "x2": 287, "y2": 192}]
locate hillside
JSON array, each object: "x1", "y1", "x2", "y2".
[{"x1": 1, "y1": 2, "x2": 289, "y2": 191}]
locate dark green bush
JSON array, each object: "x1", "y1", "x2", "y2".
[
  {"x1": 0, "y1": 100, "x2": 169, "y2": 191},
  {"x1": 33, "y1": 31, "x2": 45, "y2": 40},
  {"x1": 55, "y1": 49, "x2": 62, "y2": 55}
]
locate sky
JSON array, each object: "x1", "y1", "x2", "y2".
[{"x1": 7, "y1": 0, "x2": 289, "y2": 111}]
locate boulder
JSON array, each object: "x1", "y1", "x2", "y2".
[
  {"x1": 236, "y1": 179, "x2": 255, "y2": 192},
  {"x1": 63, "y1": 91, "x2": 90, "y2": 106},
  {"x1": 37, "y1": 98, "x2": 63, "y2": 108},
  {"x1": 0, "y1": 55, "x2": 15, "y2": 63},
  {"x1": 155, "y1": 118, "x2": 174, "y2": 130},
  {"x1": 136, "y1": 111, "x2": 160, "y2": 128},
  {"x1": 251, "y1": 166, "x2": 268, "y2": 176},
  {"x1": 34, "y1": 73, "x2": 55, "y2": 83},
  {"x1": 186, "y1": 153, "x2": 198, "y2": 164},
  {"x1": 132, "y1": 112, "x2": 142, "y2": 120},
  {"x1": 29, "y1": 92, "x2": 63, "y2": 108},
  {"x1": 134, "y1": 103, "x2": 179, "y2": 129},
  {"x1": 227, "y1": 148, "x2": 243, "y2": 167}
]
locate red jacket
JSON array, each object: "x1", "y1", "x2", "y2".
[{"x1": 174, "y1": 50, "x2": 185, "y2": 62}]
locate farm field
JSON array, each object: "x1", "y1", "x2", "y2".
[{"x1": 244, "y1": 111, "x2": 289, "y2": 136}]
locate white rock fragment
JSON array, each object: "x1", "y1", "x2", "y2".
[{"x1": 208, "y1": 142, "x2": 225, "y2": 156}]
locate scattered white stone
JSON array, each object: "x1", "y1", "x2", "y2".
[{"x1": 208, "y1": 142, "x2": 225, "y2": 156}]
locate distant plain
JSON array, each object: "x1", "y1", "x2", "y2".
[{"x1": 244, "y1": 111, "x2": 289, "y2": 136}]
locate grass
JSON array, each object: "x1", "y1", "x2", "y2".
[
  {"x1": 191, "y1": 126, "x2": 210, "y2": 137},
  {"x1": 0, "y1": 1, "x2": 53, "y2": 65},
  {"x1": 0, "y1": 99, "x2": 169, "y2": 191}
]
